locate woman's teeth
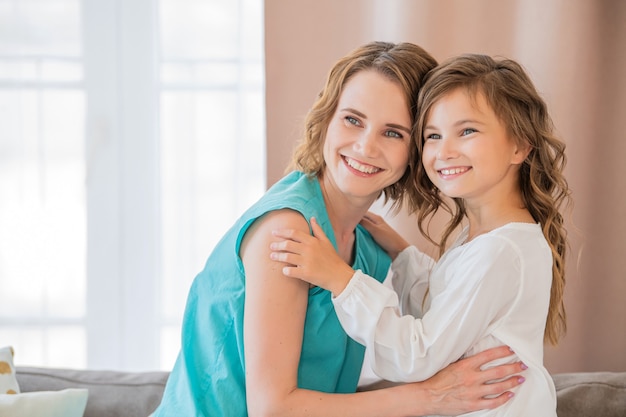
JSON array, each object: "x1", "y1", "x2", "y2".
[{"x1": 346, "y1": 157, "x2": 381, "y2": 174}]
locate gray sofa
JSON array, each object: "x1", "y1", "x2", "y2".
[{"x1": 15, "y1": 366, "x2": 626, "y2": 417}]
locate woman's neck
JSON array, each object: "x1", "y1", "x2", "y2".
[{"x1": 319, "y1": 179, "x2": 375, "y2": 264}]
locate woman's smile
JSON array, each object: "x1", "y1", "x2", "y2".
[{"x1": 343, "y1": 156, "x2": 382, "y2": 175}]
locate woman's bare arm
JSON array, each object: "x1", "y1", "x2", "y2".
[{"x1": 242, "y1": 209, "x2": 524, "y2": 416}]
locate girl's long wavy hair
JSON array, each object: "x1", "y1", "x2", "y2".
[
  {"x1": 287, "y1": 41, "x2": 437, "y2": 209},
  {"x1": 410, "y1": 54, "x2": 572, "y2": 345}
]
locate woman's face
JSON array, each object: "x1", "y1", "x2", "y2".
[{"x1": 322, "y1": 70, "x2": 411, "y2": 204}]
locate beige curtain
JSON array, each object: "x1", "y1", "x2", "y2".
[{"x1": 264, "y1": 0, "x2": 626, "y2": 373}]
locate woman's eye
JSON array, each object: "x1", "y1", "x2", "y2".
[
  {"x1": 345, "y1": 116, "x2": 360, "y2": 126},
  {"x1": 462, "y1": 128, "x2": 477, "y2": 136},
  {"x1": 385, "y1": 130, "x2": 403, "y2": 139}
]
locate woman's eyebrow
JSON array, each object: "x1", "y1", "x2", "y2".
[
  {"x1": 340, "y1": 107, "x2": 366, "y2": 118},
  {"x1": 387, "y1": 123, "x2": 411, "y2": 134},
  {"x1": 340, "y1": 108, "x2": 411, "y2": 134}
]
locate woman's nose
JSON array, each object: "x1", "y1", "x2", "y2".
[{"x1": 354, "y1": 130, "x2": 378, "y2": 157}]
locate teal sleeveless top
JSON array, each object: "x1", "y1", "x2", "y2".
[{"x1": 153, "y1": 171, "x2": 391, "y2": 416}]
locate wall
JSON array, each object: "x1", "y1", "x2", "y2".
[{"x1": 264, "y1": 0, "x2": 626, "y2": 373}]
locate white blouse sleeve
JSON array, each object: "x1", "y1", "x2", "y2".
[
  {"x1": 389, "y1": 246, "x2": 435, "y2": 318},
  {"x1": 333, "y1": 235, "x2": 522, "y2": 382}
]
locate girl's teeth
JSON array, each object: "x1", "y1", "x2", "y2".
[{"x1": 441, "y1": 167, "x2": 467, "y2": 175}]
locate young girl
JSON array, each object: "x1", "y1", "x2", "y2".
[{"x1": 271, "y1": 53, "x2": 571, "y2": 415}]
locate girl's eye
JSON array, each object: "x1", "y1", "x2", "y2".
[
  {"x1": 384, "y1": 130, "x2": 403, "y2": 139},
  {"x1": 425, "y1": 133, "x2": 441, "y2": 140},
  {"x1": 345, "y1": 116, "x2": 360, "y2": 126},
  {"x1": 462, "y1": 128, "x2": 477, "y2": 136}
]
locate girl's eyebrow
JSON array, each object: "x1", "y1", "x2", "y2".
[
  {"x1": 424, "y1": 119, "x2": 486, "y2": 130},
  {"x1": 340, "y1": 107, "x2": 411, "y2": 134},
  {"x1": 453, "y1": 119, "x2": 485, "y2": 126}
]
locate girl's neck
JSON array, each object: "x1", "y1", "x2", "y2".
[{"x1": 464, "y1": 197, "x2": 535, "y2": 242}]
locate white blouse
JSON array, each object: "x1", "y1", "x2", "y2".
[{"x1": 345, "y1": 223, "x2": 557, "y2": 416}]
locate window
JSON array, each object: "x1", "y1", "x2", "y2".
[{"x1": 0, "y1": 0, "x2": 265, "y2": 371}]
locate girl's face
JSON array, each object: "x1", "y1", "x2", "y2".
[
  {"x1": 421, "y1": 88, "x2": 529, "y2": 205},
  {"x1": 322, "y1": 70, "x2": 411, "y2": 204}
]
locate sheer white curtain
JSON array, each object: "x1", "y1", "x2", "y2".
[{"x1": 0, "y1": 0, "x2": 265, "y2": 371}]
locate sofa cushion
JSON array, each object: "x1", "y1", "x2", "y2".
[
  {"x1": 553, "y1": 372, "x2": 626, "y2": 417},
  {"x1": 16, "y1": 367, "x2": 169, "y2": 417},
  {"x1": 0, "y1": 346, "x2": 19, "y2": 395},
  {"x1": 0, "y1": 388, "x2": 88, "y2": 417}
]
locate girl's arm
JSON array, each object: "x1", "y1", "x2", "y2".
[
  {"x1": 270, "y1": 218, "x2": 523, "y2": 383},
  {"x1": 332, "y1": 259, "x2": 518, "y2": 383},
  {"x1": 243, "y1": 210, "x2": 523, "y2": 416},
  {"x1": 270, "y1": 216, "x2": 433, "y2": 307},
  {"x1": 359, "y1": 212, "x2": 411, "y2": 261},
  {"x1": 343, "y1": 242, "x2": 523, "y2": 382},
  {"x1": 360, "y1": 213, "x2": 435, "y2": 317}
]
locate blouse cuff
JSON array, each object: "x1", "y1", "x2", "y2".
[{"x1": 331, "y1": 270, "x2": 400, "y2": 346}]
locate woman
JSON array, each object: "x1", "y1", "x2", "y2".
[{"x1": 152, "y1": 42, "x2": 525, "y2": 417}]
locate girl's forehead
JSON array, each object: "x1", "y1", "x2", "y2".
[{"x1": 429, "y1": 86, "x2": 494, "y2": 115}]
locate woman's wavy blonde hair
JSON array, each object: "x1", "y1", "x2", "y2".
[
  {"x1": 287, "y1": 41, "x2": 437, "y2": 209},
  {"x1": 410, "y1": 54, "x2": 572, "y2": 345}
]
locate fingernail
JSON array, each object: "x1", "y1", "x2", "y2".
[
  {"x1": 518, "y1": 377, "x2": 526, "y2": 384},
  {"x1": 521, "y1": 363, "x2": 528, "y2": 370},
  {"x1": 508, "y1": 392, "x2": 515, "y2": 398}
]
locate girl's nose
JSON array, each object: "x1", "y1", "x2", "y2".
[{"x1": 436, "y1": 138, "x2": 458, "y2": 160}]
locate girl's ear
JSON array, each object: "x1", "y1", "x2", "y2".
[{"x1": 511, "y1": 141, "x2": 532, "y2": 165}]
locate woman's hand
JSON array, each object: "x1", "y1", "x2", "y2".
[
  {"x1": 270, "y1": 217, "x2": 355, "y2": 296},
  {"x1": 410, "y1": 345, "x2": 526, "y2": 415},
  {"x1": 360, "y1": 212, "x2": 410, "y2": 260}
]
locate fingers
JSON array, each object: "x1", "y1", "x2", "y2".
[
  {"x1": 269, "y1": 236, "x2": 299, "y2": 254},
  {"x1": 480, "y1": 361, "x2": 527, "y2": 384},
  {"x1": 464, "y1": 345, "x2": 515, "y2": 370},
  {"x1": 271, "y1": 228, "x2": 309, "y2": 243},
  {"x1": 269, "y1": 235, "x2": 304, "y2": 268},
  {"x1": 475, "y1": 390, "x2": 515, "y2": 410},
  {"x1": 309, "y1": 217, "x2": 330, "y2": 242},
  {"x1": 269, "y1": 248, "x2": 299, "y2": 265},
  {"x1": 362, "y1": 211, "x2": 384, "y2": 224},
  {"x1": 480, "y1": 375, "x2": 524, "y2": 399},
  {"x1": 272, "y1": 217, "x2": 327, "y2": 242}
]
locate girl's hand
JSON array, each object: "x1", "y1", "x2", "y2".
[
  {"x1": 360, "y1": 212, "x2": 410, "y2": 260},
  {"x1": 270, "y1": 217, "x2": 355, "y2": 296}
]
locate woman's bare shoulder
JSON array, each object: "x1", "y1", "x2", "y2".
[{"x1": 240, "y1": 208, "x2": 310, "y2": 266}]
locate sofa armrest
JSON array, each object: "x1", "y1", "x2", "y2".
[{"x1": 16, "y1": 366, "x2": 169, "y2": 417}]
